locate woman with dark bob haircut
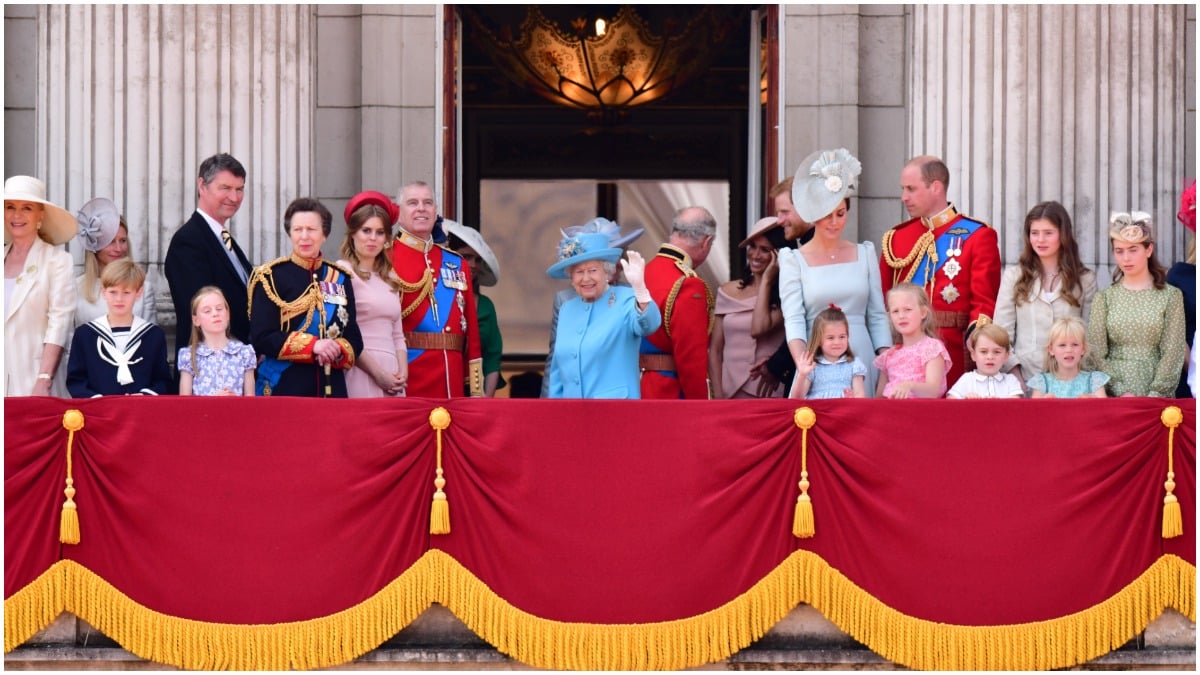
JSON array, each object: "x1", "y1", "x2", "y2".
[{"x1": 248, "y1": 197, "x2": 363, "y2": 397}]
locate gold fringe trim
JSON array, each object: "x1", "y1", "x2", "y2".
[
  {"x1": 5, "y1": 553, "x2": 1195, "y2": 670},
  {"x1": 5, "y1": 557, "x2": 429, "y2": 670}
]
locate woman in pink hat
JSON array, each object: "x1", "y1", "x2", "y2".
[
  {"x1": 709, "y1": 216, "x2": 787, "y2": 398},
  {"x1": 3, "y1": 175, "x2": 78, "y2": 396},
  {"x1": 337, "y1": 191, "x2": 408, "y2": 397}
]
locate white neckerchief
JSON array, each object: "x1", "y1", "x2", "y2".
[{"x1": 90, "y1": 316, "x2": 150, "y2": 385}]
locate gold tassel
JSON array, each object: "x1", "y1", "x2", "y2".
[
  {"x1": 793, "y1": 407, "x2": 816, "y2": 538},
  {"x1": 60, "y1": 410, "x2": 85, "y2": 545},
  {"x1": 1160, "y1": 406, "x2": 1183, "y2": 539},
  {"x1": 429, "y1": 407, "x2": 452, "y2": 535}
]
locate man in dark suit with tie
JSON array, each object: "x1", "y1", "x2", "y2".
[{"x1": 165, "y1": 154, "x2": 254, "y2": 355}]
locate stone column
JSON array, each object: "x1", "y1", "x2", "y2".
[
  {"x1": 33, "y1": 4, "x2": 313, "y2": 325},
  {"x1": 779, "y1": 4, "x2": 908, "y2": 246},
  {"x1": 908, "y1": 4, "x2": 1191, "y2": 276}
]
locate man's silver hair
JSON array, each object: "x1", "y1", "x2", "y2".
[{"x1": 671, "y1": 206, "x2": 716, "y2": 244}]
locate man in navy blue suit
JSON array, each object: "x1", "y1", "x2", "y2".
[{"x1": 165, "y1": 154, "x2": 254, "y2": 354}]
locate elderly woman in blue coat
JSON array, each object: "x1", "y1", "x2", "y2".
[{"x1": 546, "y1": 230, "x2": 660, "y2": 398}]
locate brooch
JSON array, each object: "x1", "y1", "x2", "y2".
[
  {"x1": 940, "y1": 283, "x2": 960, "y2": 304},
  {"x1": 608, "y1": 291, "x2": 616, "y2": 307}
]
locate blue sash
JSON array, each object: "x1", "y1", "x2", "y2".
[
  {"x1": 909, "y1": 217, "x2": 987, "y2": 285},
  {"x1": 407, "y1": 252, "x2": 466, "y2": 363}
]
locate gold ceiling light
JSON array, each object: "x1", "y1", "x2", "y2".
[{"x1": 467, "y1": 6, "x2": 732, "y2": 123}]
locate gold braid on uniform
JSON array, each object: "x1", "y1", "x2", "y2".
[
  {"x1": 397, "y1": 268, "x2": 435, "y2": 319},
  {"x1": 663, "y1": 260, "x2": 717, "y2": 338},
  {"x1": 881, "y1": 228, "x2": 938, "y2": 288},
  {"x1": 248, "y1": 259, "x2": 323, "y2": 333}
]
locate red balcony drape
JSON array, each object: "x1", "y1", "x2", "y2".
[{"x1": 4, "y1": 397, "x2": 1194, "y2": 670}]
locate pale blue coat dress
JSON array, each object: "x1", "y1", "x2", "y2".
[
  {"x1": 778, "y1": 241, "x2": 892, "y2": 396},
  {"x1": 548, "y1": 285, "x2": 661, "y2": 399}
]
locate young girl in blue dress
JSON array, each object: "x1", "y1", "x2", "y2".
[
  {"x1": 178, "y1": 286, "x2": 257, "y2": 396},
  {"x1": 791, "y1": 304, "x2": 867, "y2": 399},
  {"x1": 1027, "y1": 316, "x2": 1108, "y2": 398}
]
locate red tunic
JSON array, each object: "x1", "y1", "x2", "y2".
[
  {"x1": 640, "y1": 244, "x2": 715, "y2": 399},
  {"x1": 879, "y1": 205, "x2": 1001, "y2": 385},
  {"x1": 391, "y1": 230, "x2": 483, "y2": 398}
]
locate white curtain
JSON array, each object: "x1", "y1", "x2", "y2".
[{"x1": 616, "y1": 180, "x2": 730, "y2": 290}]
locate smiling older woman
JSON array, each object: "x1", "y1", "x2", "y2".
[
  {"x1": 546, "y1": 230, "x2": 661, "y2": 399},
  {"x1": 248, "y1": 197, "x2": 363, "y2": 397}
]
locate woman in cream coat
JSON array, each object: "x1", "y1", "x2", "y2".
[
  {"x1": 994, "y1": 201, "x2": 1096, "y2": 382},
  {"x1": 4, "y1": 176, "x2": 77, "y2": 396}
]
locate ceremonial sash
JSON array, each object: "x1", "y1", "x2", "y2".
[
  {"x1": 407, "y1": 253, "x2": 467, "y2": 363},
  {"x1": 909, "y1": 218, "x2": 987, "y2": 287}
]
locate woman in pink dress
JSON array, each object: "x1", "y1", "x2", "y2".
[
  {"x1": 337, "y1": 191, "x2": 408, "y2": 397},
  {"x1": 709, "y1": 217, "x2": 787, "y2": 398}
]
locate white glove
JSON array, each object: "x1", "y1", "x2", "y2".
[{"x1": 619, "y1": 251, "x2": 651, "y2": 304}]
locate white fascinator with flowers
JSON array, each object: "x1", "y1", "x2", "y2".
[{"x1": 790, "y1": 148, "x2": 863, "y2": 223}]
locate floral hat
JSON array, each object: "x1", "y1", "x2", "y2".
[
  {"x1": 562, "y1": 216, "x2": 644, "y2": 249},
  {"x1": 1108, "y1": 211, "x2": 1154, "y2": 245},
  {"x1": 790, "y1": 148, "x2": 862, "y2": 223},
  {"x1": 546, "y1": 231, "x2": 623, "y2": 279},
  {"x1": 76, "y1": 198, "x2": 123, "y2": 252},
  {"x1": 1178, "y1": 180, "x2": 1195, "y2": 232}
]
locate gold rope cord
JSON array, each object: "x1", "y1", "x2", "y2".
[
  {"x1": 881, "y1": 228, "x2": 937, "y2": 286},
  {"x1": 6, "y1": 553, "x2": 1193, "y2": 671},
  {"x1": 1160, "y1": 406, "x2": 1184, "y2": 538},
  {"x1": 59, "y1": 410, "x2": 85, "y2": 545},
  {"x1": 399, "y1": 268, "x2": 435, "y2": 319}
]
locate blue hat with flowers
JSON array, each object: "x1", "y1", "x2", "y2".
[
  {"x1": 546, "y1": 231, "x2": 623, "y2": 279},
  {"x1": 791, "y1": 148, "x2": 862, "y2": 223}
]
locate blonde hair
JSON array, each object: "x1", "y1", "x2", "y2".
[
  {"x1": 188, "y1": 286, "x2": 233, "y2": 384},
  {"x1": 82, "y1": 220, "x2": 129, "y2": 303},
  {"x1": 886, "y1": 282, "x2": 937, "y2": 342},
  {"x1": 807, "y1": 305, "x2": 855, "y2": 361},
  {"x1": 1041, "y1": 316, "x2": 1098, "y2": 374},
  {"x1": 968, "y1": 322, "x2": 1011, "y2": 351},
  {"x1": 100, "y1": 257, "x2": 145, "y2": 290}
]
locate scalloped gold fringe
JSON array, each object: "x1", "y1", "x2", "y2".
[{"x1": 5, "y1": 553, "x2": 1195, "y2": 670}]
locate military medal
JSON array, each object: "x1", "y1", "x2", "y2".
[
  {"x1": 457, "y1": 292, "x2": 467, "y2": 332},
  {"x1": 941, "y1": 283, "x2": 960, "y2": 304},
  {"x1": 943, "y1": 258, "x2": 962, "y2": 280},
  {"x1": 337, "y1": 306, "x2": 349, "y2": 326},
  {"x1": 942, "y1": 236, "x2": 963, "y2": 280}
]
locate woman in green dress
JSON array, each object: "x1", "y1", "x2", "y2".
[{"x1": 1087, "y1": 212, "x2": 1187, "y2": 397}]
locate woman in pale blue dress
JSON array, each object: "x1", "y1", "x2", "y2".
[{"x1": 778, "y1": 149, "x2": 892, "y2": 396}]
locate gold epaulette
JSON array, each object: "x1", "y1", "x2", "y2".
[
  {"x1": 247, "y1": 256, "x2": 293, "y2": 318},
  {"x1": 663, "y1": 265, "x2": 717, "y2": 338},
  {"x1": 328, "y1": 259, "x2": 355, "y2": 277}
]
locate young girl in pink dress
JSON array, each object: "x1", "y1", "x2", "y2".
[{"x1": 874, "y1": 282, "x2": 951, "y2": 398}]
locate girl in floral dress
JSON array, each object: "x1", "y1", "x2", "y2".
[{"x1": 178, "y1": 286, "x2": 256, "y2": 396}]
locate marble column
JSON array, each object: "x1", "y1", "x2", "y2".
[
  {"x1": 908, "y1": 4, "x2": 1191, "y2": 277},
  {"x1": 35, "y1": 4, "x2": 312, "y2": 324}
]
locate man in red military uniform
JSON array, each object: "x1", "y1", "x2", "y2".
[
  {"x1": 880, "y1": 156, "x2": 1001, "y2": 385},
  {"x1": 391, "y1": 181, "x2": 483, "y2": 397},
  {"x1": 640, "y1": 206, "x2": 717, "y2": 399}
]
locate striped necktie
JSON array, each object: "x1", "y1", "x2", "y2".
[{"x1": 220, "y1": 228, "x2": 234, "y2": 251}]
